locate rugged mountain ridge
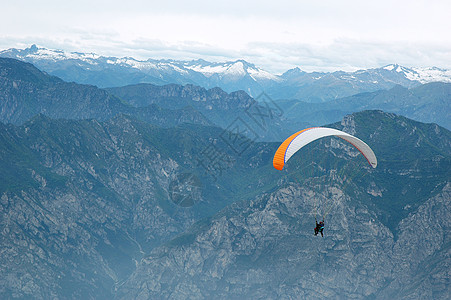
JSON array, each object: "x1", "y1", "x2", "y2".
[
  {"x1": 0, "y1": 54, "x2": 450, "y2": 299},
  {"x1": 106, "y1": 83, "x2": 288, "y2": 141},
  {"x1": 3, "y1": 45, "x2": 451, "y2": 101},
  {"x1": 278, "y1": 82, "x2": 451, "y2": 131},
  {"x1": 0, "y1": 114, "x2": 277, "y2": 299},
  {"x1": 107, "y1": 83, "x2": 254, "y2": 111},
  {"x1": 118, "y1": 182, "x2": 450, "y2": 299},
  {"x1": 0, "y1": 57, "x2": 124, "y2": 124},
  {"x1": 117, "y1": 111, "x2": 451, "y2": 299},
  {"x1": 0, "y1": 58, "x2": 290, "y2": 141},
  {"x1": 0, "y1": 57, "x2": 213, "y2": 127},
  {"x1": 0, "y1": 111, "x2": 449, "y2": 299}
]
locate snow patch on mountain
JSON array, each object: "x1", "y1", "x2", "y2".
[
  {"x1": 186, "y1": 62, "x2": 241, "y2": 77},
  {"x1": 24, "y1": 46, "x2": 101, "y2": 63},
  {"x1": 410, "y1": 67, "x2": 451, "y2": 83},
  {"x1": 383, "y1": 65, "x2": 396, "y2": 71},
  {"x1": 1, "y1": 45, "x2": 450, "y2": 91},
  {"x1": 185, "y1": 60, "x2": 279, "y2": 81},
  {"x1": 382, "y1": 64, "x2": 451, "y2": 83},
  {"x1": 248, "y1": 66, "x2": 280, "y2": 81}
]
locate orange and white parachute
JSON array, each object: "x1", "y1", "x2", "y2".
[{"x1": 273, "y1": 127, "x2": 377, "y2": 170}]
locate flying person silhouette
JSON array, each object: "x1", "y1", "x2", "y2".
[{"x1": 314, "y1": 219, "x2": 325, "y2": 237}]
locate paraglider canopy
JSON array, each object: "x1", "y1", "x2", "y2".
[{"x1": 273, "y1": 127, "x2": 377, "y2": 170}]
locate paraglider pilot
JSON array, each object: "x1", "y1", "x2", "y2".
[{"x1": 314, "y1": 219, "x2": 325, "y2": 237}]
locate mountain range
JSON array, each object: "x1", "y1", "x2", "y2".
[
  {"x1": 277, "y1": 82, "x2": 451, "y2": 131},
  {"x1": 0, "y1": 109, "x2": 449, "y2": 299},
  {"x1": 0, "y1": 54, "x2": 450, "y2": 299},
  {"x1": 2, "y1": 45, "x2": 451, "y2": 101},
  {"x1": 3, "y1": 55, "x2": 450, "y2": 139},
  {"x1": 0, "y1": 57, "x2": 295, "y2": 141}
]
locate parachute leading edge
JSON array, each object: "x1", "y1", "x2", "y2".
[{"x1": 273, "y1": 127, "x2": 377, "y2": 170}]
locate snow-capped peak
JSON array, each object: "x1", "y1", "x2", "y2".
[
  {"x1": 383, "y1": 64, "x2": 396, "y2": 71},
  {"x1": 409, "y1": 66, "x2": 451, "y2": 83},
  {"x1": 185, "y1": 61, "x2": 243, "y2": 77},
  {"x1": 184, "y1": 59, "x2": 279, "y2": 81},
  {"x1": 2, "y1": 45, "x2": 451, "y2": 88},
  {"x1": 381, "y1": 64, "x2": 451, "y2": 83},
  {"x1": 3, "y1": 44, "x2": 101, "y2": 63},
  {"x1": 383, "y1": 64, "x2": 412, "y2": 73}
]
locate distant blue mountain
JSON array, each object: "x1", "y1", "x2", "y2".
[
  {"x1": 0, "y1": 58, "x2": 288, "y2": 141},
  {"x1": 2, "y1": 45, "x2": 451, "y2": 101},
  {"x1": 278, "y1": 82, "x2": 451, "y2": 130}
]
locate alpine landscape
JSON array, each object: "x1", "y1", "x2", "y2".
[{"x1": 0, "y1": 1, "x2": 450, "y2": 299}]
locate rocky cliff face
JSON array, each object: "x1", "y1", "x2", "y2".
[
  {"x1": 0, "y1": 116, "x2": 195, "y2": 298},
  {"x1": 0, "y1": 59, "x2": 449, "y2": 299},
  {"x1": 379, "y1": 184, "x2": 450, "y2": 299},
  {"x1": 117, "y1": 170, "x2": 450, "y2": 300},
  {"x1": 116, "y1": 111, "x2": 451, "y2": 299},
  {"x1": 0, "y1": 113, "x2": 277, "y2": 299}
]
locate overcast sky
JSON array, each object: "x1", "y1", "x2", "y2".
[{"x1": 2, "y1": 0, "x2": 451, "y2": 73}]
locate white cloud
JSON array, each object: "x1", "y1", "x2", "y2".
[{"x1": 1, "y1": 0, "x2": 451, "y2": 72}]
